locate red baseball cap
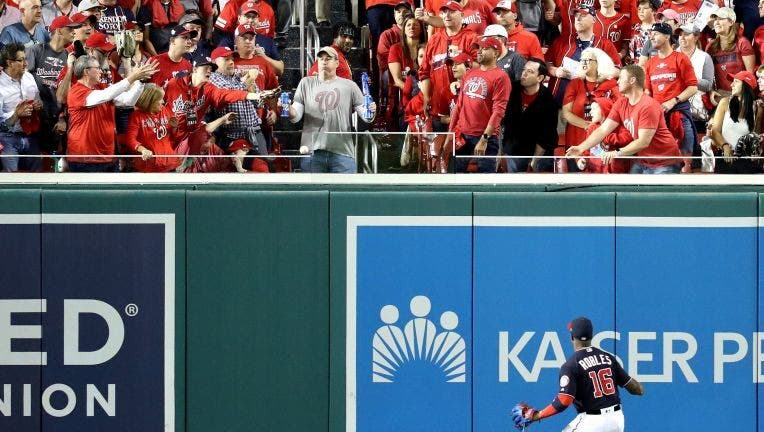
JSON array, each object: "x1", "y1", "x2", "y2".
[
  {"x1": 50, "y1": 15, "x2": 82, "y2": 31},
  {"x1": 235, "y1": 23, "x2": 257, "y2": 37},
  {"x1": 70, "y1": 12, "x2": 97, "y2": 25},
  {"x1": 211, "y1": 46, "x2": 235, "y2": 60},
  {"x1": 85, "y1": 32, "x2": 116, "y2": 51},
  {"x1": 728, "y1": 71, "x2": 757, "y2": 89},
  {"x1": 445, "y1": 52, "x2": 472, "y2": 65},
  {"x1": 439, "y1": 0, "x2": 463, "y2": 12},
  {"x1": 240, "y1": 1, "x2": 260, "y2": 15},
  {"x1": 472, "y1": 36, "x2": 502, "y2": 51}
]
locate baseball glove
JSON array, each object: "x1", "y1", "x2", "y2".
[
  {"x1": 115, "y1": 30, "x2": 136, "y2": 59},
  {"x1": 511, "y1": 403, "x2": 537, "y2": 430}
]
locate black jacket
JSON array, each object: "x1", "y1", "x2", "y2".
[{"x1": 503, "y1": 83, "x2": 558, "y2": 156}]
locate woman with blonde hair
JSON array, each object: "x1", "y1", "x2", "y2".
[
  {"x1": 707, "y1": 7, "x2": 756, "y2": 94},
  {"x1": 126, "y1": 84, "x2": 183, "y2": 172},
  {"x1": 561, "y1": 47, "x2": 620, "y2": 170}
]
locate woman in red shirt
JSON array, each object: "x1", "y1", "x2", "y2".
[
  {"x1": 387, "y1": 15, "x2": 426, "y2": 131},
  {"x1": 706, "y1": 7, "x2": 756, "y2": 93},
  {"x1": 126, "y1": 84, "x2": 184, "y2": 172},
  {"x1": 561, "y1": 47, "x2": 620, "y2": 170}
]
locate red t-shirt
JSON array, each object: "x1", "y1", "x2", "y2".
[
  {"x1": 595, "y1": 11, "x2": 631, "y2": 53},
  {"x1": 307, "y1": 44, "x2": 352, "y2": 80},
  {"x1": 126, "y1": 106, "x2": 183, "y2": 172},
  {"x1": 149, "y1": 53, "x2": 192, "y2": 87},
  {"x1": 459, "y1": 0, "x2": 496, "y2": 35},
  {"x1": 506, "y1": 24, "x2": 544, "y2": 60},
  {"x1": 520, "y1": 90, "x2": 538, "y2": 110},
  {"x1": 644, "y1": 50, "x2": 697, "y2": 103},
  {"x1": 388, "y1": 43, "x2": 415, "y2": 75},
  {"x1": 164, "y1": 74, "x2": 249, "y2": 139},
  {"x1": 419, "y1": 27, "x2": 478, "y2": 116},
  {"x1": 707, "y1": 36, "x2": 755, "y2": 91},
  {"x1": 451, "y1": 66, "x2": 511, "y2": 135},
  {"x1": 563, "y1": 77, "x2": 619, "y2": 146},
  {"x1": 67, "y1": 81, "x2": 117, "y2": 163},
  {"x1": 234, "y1": 54, "x2": 279, "y2": 90},
  {"x1": 607, "y1": 94, "x2": 681, "y2": 166},
  {"x1": 377, "y1": 26, "x2": 402, "y2": 73},
  {"x1": 215, "y1": 0, "x2": 276, "y2": 37}
]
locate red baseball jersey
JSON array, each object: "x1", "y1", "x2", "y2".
[
  {"x1": 644, "y1": 50, "x2": 697, "y2": 103},
  {"x1": 657, "y1": 0, "x2": 701, "y2": 24},
  {"x1": 459, "y1": 0, "x2": 496, "y2": 35},
  {"x1": 451, "y1": 66, "x2": 511, "y2": 135},
  {"x1": 594, "y1": 11, "x2": 631, "y2": 52},
  {"x1": 418, "y1": 27, "x2": 478, "y2": 116},
  {"x1": 149, "y1": 53, "x2": 192, "y2": 88},
  {"x1": 607, "y1": 94, "x2": 681, "y2": 166}
]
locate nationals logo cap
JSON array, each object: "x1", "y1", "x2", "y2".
[{"x1": 568, "y1": 317, "x2": 593, "y2": 341}]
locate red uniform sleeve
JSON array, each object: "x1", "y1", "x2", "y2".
[
  {"x1": 204, "y1": 84, "x2": 249, "y2": 107},
  {"x1": 488, "y1": 72, "x2": 510, "y2": 131},
  {"x1": 214, "y1": 0, "x2": 239, "y2": 32},
  {"x1": 126, "y1": 110, "x2": 143, "y2": 151}
]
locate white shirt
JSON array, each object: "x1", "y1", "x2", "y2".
[{"x1": 0, "y1": 71, "x2": 40, "y2": 132}]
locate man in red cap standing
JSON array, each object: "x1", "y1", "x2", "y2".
[
  {"x1": 419, "y1": 1, "x2": 478, "y2": 132},
  {"x1": 28, "y1": 15, "x2": 81, "y2": 93},
  {"x1": 449, "y1": 35, "x2": 510, "y2": 172}
]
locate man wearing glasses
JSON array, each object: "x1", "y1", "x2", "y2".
[
  {"x1": 0, "y1": 43, "x2": 43, "y2": 172},
  {"x1": 66, "y1": 54, "x2": 157, "y2": 172}
]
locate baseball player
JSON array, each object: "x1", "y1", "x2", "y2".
[{"x1": 512, "y1": 317, "x2": 644, "y2": 432}]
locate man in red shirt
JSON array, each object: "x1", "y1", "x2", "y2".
[
  {"x1": 492, "y1": 0, "x2": 543, "y2": 60},
  {"x1": 419, "y1": 0, "x2": 479, "y2": 132},
  {"x1": 215, "y1": 0, "x2": 275, "y2": 38},
  {"x1": 449, "y1": 36, "x2": 510, "y2": 172},
  {"x1": 66, "y1": 55, "x2": 158, "y2": 171},
  {"x1": 644, "y1": 21, "x2": 697, "y2": 166},
  {"x1": 149, "y1": 25, "x2": 194, "y2": 87},
  {"x1": 377, "y1": 0, "x2": 411, "y2": 83},
  {"x1": 307, "y1": 22, "x2": 355, "y2": 79},
  {"x1": 567, "y1": 64, "x2": 682, "y2": 173}
]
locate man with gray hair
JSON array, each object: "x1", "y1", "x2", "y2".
[
  {"x1": 0, "y1": 0, "x2": 49, "y2": 47},
  {"x1": 66, "y1": 54, "x2": 157, "y2": 171},
  {"x1": 282, "y1": 46, "x2": 376, "y2": 173}
]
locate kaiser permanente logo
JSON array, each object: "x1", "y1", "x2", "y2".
[{"x1": 372, "y1": 295, "x2": 466, "y2": 383}]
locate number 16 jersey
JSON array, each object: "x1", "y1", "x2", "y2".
[{"x1": 558, "y1": 346, "x2": 633, "y2": 413}]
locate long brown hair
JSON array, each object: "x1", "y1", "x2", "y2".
[
  {"x1": 709, "y1": 22, "x2": 740, "y2": 53},
  {"x1": 401, "y1": 16, "x2": 426, "y2": 70}
]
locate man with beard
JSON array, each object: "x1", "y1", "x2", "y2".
[
  {"x1": 307, "y1": 21, "x2": 355, "y2": 80},
  {"x1": 567, "y1": 64, "x2": 682, "y2": 173},
  {"x1": 503, "y1": 57, "x2": 558, "y2": 172},
  {"x1": 283, "y1": 46, "x2": 376, "y2": 173},
  {"x1": 448, "y1": 36, "x2": 510, "y2": 173}
]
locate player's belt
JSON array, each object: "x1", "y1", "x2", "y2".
[{"x1": 586, "y1": 404, "x2": 621, "y2": 415}]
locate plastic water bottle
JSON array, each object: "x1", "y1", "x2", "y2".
[
  {"x1": 52, "y1": 151, "x2": 60, "y2": 173},
  {"x1": 361, "y1": 72, "x2": 373, "y2": 121},
  {"x1": 279, "y1": 92, "x2": 290, "y2": 117}
]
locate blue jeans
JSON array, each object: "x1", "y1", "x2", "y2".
[
  {"x1": 302, "y1": 149, "x2": 356, "y2": 173},
  {"x1": 455, "y1": 134, "x2": 499, "y2": 173},
  {"x1": 0, "y1": 133, "x2": 40, "y2": 172},
  {"x1": 67, "y1": 161, "x2": 119, "y2": 172},
  {"x1": 629, "y1": 162, "x2": 681, "y2": 174},
  {"x1": 507, "y1": 156, "x2": 554, "y2": 173}
]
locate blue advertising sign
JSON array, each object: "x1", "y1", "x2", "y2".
[
  {"x1": 348, "y1": 216, "x2": 760, "y2": 432},
  {"x1": 0, "y1": 214, "x2": 175, "y2": 432}
]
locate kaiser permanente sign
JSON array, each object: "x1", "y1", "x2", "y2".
[
  {"x1": 0, "y1": 214, "x2": 174, "y2": 432},
  {"x1": 346, "y1": 215, "x2": 762, "y2": 432}
]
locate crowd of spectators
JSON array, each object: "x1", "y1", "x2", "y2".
[{"x1": 1, "y1": 0, "x2": 764, "y2": 173}]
